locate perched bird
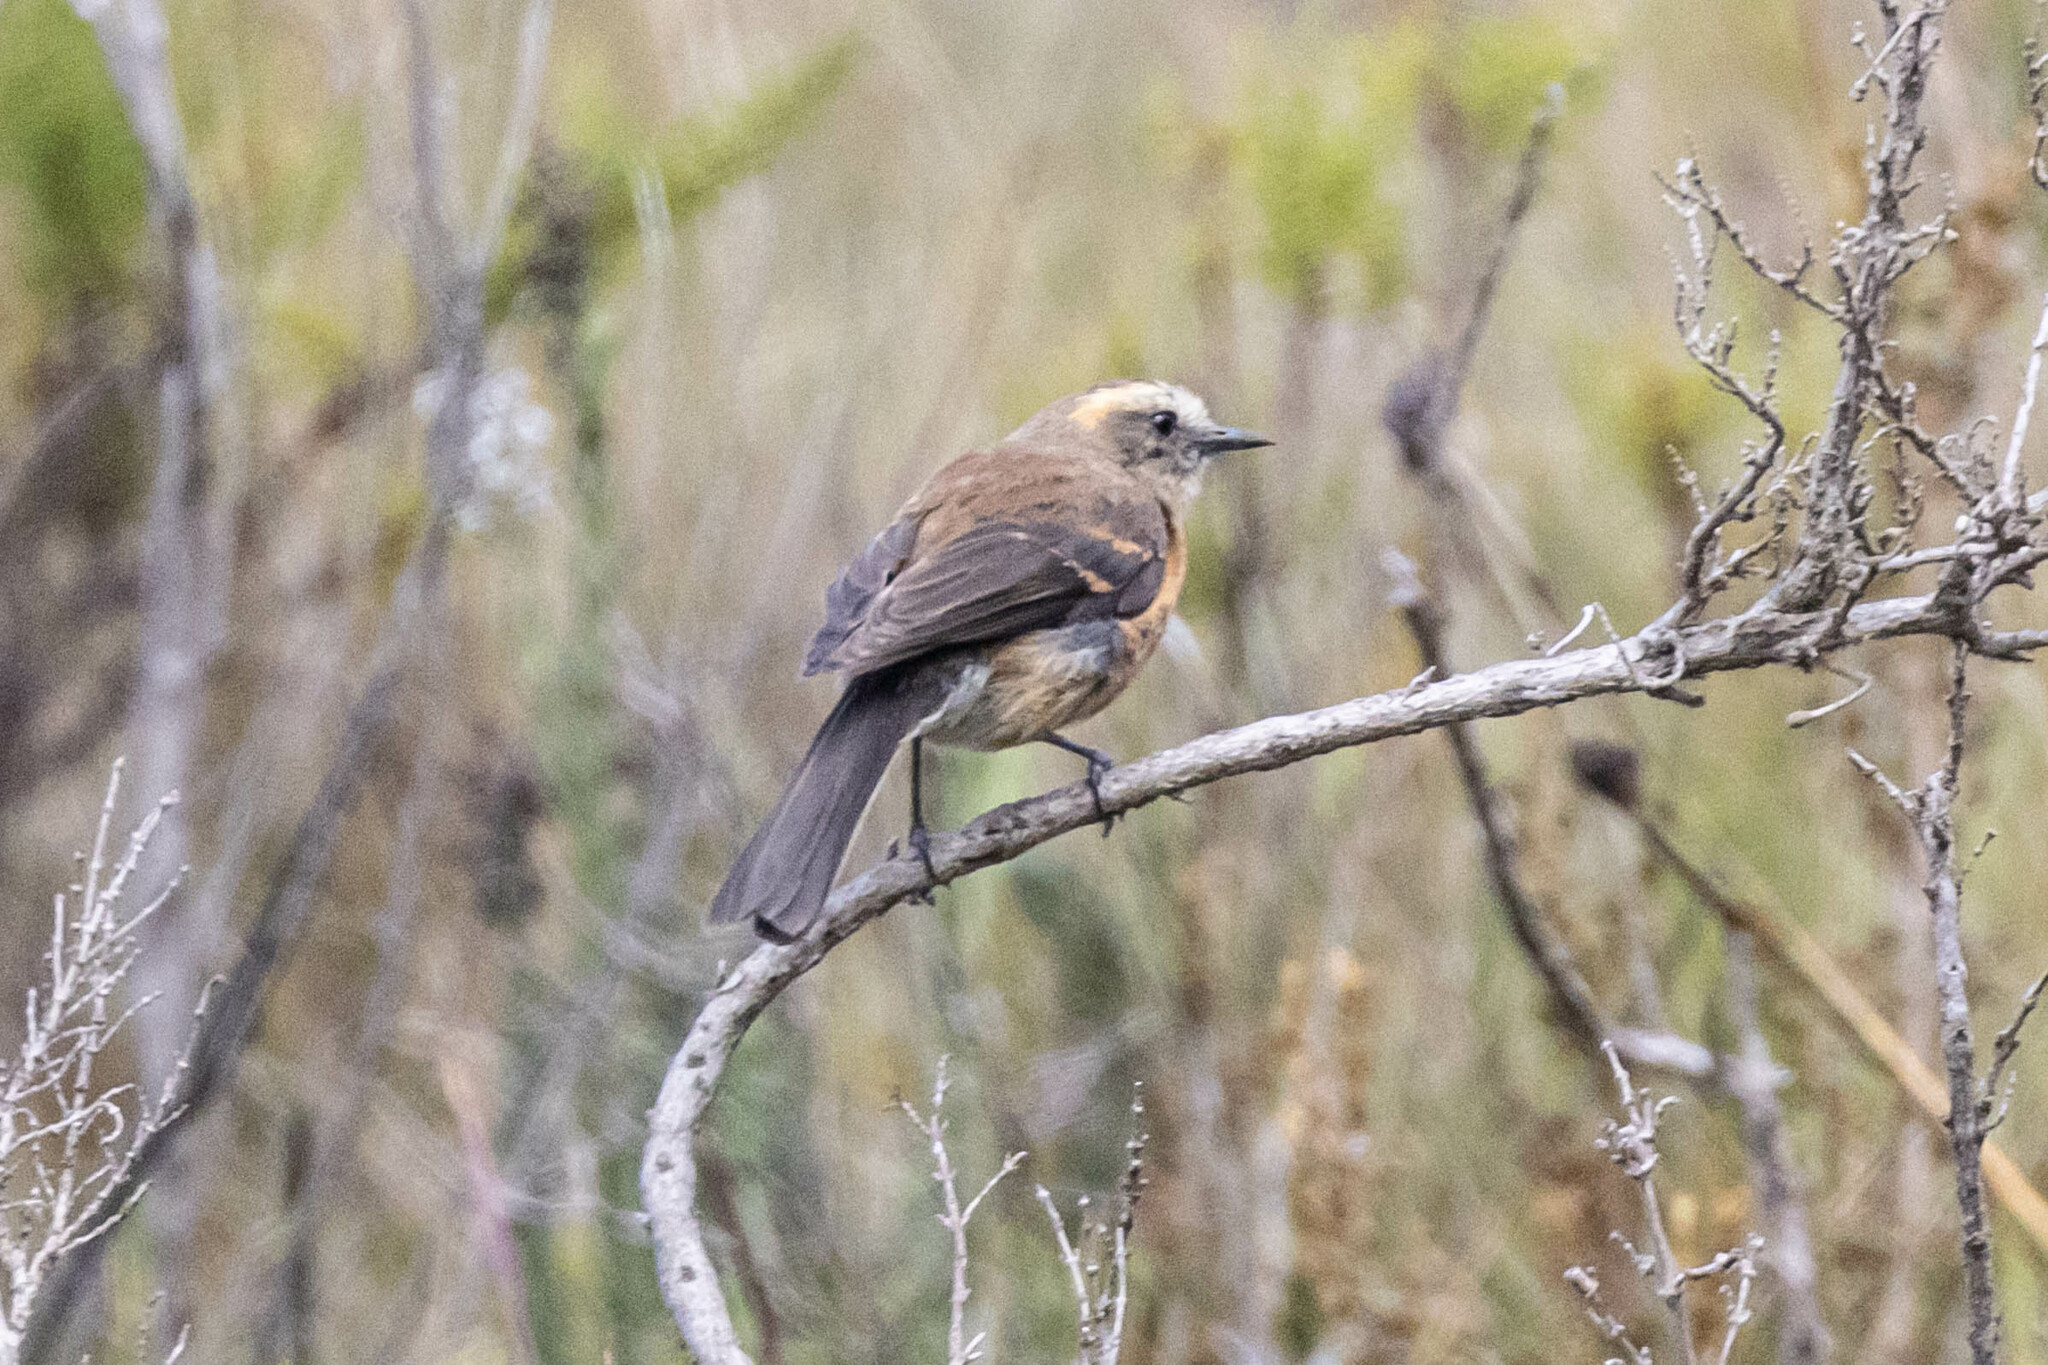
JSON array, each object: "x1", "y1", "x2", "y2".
[{"x1": 709, "y1": 380, "x2": 1272, "y2": 940}]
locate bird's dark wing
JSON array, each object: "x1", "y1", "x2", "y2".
[
  {"x1": 802, "y1": 513, "x2": 923, "y2": 676},
  {"x1": 804, "y1": 497, "x2": 1168, "y2": 678}
]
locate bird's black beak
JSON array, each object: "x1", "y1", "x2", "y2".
[{"x1": 1193, "y1": 424, "x2": 1274, "y2": 456}]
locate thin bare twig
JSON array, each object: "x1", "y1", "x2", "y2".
[
  {"x1": 1564, "y1": 1262, "x2": 1653, "y2": 1365},
  {"x1": 1758, "y1": 4, "x2": 1951, "y2": 614},
  {"x1": 2000, "y1": 290, "x2": 2048, "y2": 509},
  {"x1": 1723, "y1": 930, "x2": 1828, "y2": 1364},
  {"x1": 1983, "y1": 973, "x2": 2048, "y2": 1133},
  {"x1": 473, "y1": 0, "x2": 556, "y2": 270},
  {"x1": 1, "y1": 764, "x2": 205, "y2": 1361},
  {"x1": 1597, "y1": 1043, "x2": 1699, "y2": 1365},
  {"x1": 1785, "y1": 664, "x2": 1873, "y2": 729},
  {"x1": 1030, "y1": 1083, "x2": 1146, "y2": 1365},
  {"x1": 1859, "y1": 642, "x2": 1997, "y2": 1365},
  {"x1": 260, "y1": 605, "x2": 453, "y2": 1342},
  {"x1": 1659, "y1": 157, "x2": 1838, "y2": 322},
  {"x1": 898, "y1": 1059, "x2": 1025, "y2": 1365},
  {"x1": 19, "y1": 621, "x2": 419, "y2": 1363},
  {"x1": 1932, "y1": 643, "x2": 1996, "y2": 1365},
  {"x1": 1653, "y1": 158, "x2": 1804, "y2": 626},
  {"x1": 1383, "y1": 89, "x2": 1558, "y2": 477},
  {"x1": 1036, "y1": 1186, "x2": 1095, "y2": 1354},
  {"x1": 1710, "y1": 1247, "x2": 1761, "y2": 1365},
  {"x1": 1595, "y1": 775, "x2": 2048, "y2": 1256},
  {"x1": 1574, "y1": 1044, "x2": 1765, "y2": 1365},
  {"x1": 1383, "y1": 93, "x2": 1566, "y2": 637},
  {"x1": 1447, "y1": 88, "x2": 1560, "y2": 406},
  {"x1": 2029, "y1": 38, "x2": 2048, "y2": 192},
  {"x1": 1388, "y1": 553, "x2": 1713, "y2": 1077}
]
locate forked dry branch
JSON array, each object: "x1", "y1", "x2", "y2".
[
  {"x1": 1033, "y1": 1083, "x2": 1147, "y2": 1365},
  {"x1": 1566, "y1": 1045, "x2": 1763, "y2": 1365},
  {"x1": 896, "y1": 1058, "x2": 1026, "y2": 1365},
  {"x1": 0, "y1": 763, "x2": 202, "y2": 1365}
]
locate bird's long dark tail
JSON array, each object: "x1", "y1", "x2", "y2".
[{"x1": 709, "y1": 666, "x2": 945, "y2": 940}]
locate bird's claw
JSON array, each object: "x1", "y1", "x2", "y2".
[
  {"x1": 1085, "y1": 757, "x2": 1118, "y2": 837},
  {"x1": 905, "y1": 823, "x2": 939, "y2": 903}
]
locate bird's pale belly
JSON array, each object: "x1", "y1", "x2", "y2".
[{"x1": 912, "y1": 620, "x2": 1143, "y2": 751}]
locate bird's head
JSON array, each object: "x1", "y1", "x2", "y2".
[{"x1": 1005, "y1": 380, "x2": 1272, "y2": 507}]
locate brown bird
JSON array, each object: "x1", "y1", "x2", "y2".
[{"x1": 709, "y1": 380, "x2": 1271, "y2": 940}]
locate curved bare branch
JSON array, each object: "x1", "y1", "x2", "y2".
[{"x1": 640, "y1": 583, "x2": 2035, "y2": 1363}]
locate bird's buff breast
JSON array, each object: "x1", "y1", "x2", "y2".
[{"x1": 912, "y1": 620, "x2": 1152, "y2": 751}]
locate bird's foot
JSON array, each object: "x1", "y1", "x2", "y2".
[
  {"x1": 905, "y1": 823, "x2": 939, "y2": 903},
  {"x1": 1044, "y1": 733, "x2": 1120, "y2": 836},
  {"x1": 1083, "y1": 753, "x2": 1118, "y2": 837}
]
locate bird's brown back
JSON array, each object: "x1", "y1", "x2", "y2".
[{"x1": 804, "y1": 447, "x2": 1176, "y2": 679}]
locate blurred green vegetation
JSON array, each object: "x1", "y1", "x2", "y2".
[
  {"x1": 490, "y1": 31, "x2": 861, "y2": 324},
  {"x1": 1227, "y1": 22, "x2": 1424, "y2": 310},
  {"x1": 0, "y1": 0, "x2": 146, "y2": 319},
  {"x1": 1172, "y1": 9, "x2": 1607, "y2": 318}
]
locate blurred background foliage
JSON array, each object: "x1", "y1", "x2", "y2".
[{"x1": 2, "y1": 0, "x2": 2048, "y2": 1362}]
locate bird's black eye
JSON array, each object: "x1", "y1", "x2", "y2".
[{"x1": 1150, "y1": 410, "x2": 1177, "y2": 436}]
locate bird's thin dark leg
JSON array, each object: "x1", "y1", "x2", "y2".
[
  {"x1": 1043, "y1": 733, "x2": 1117, "y2": 836},
  {"x1": 906, "y1": 737, "x2": 938, "y2": 898}
]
